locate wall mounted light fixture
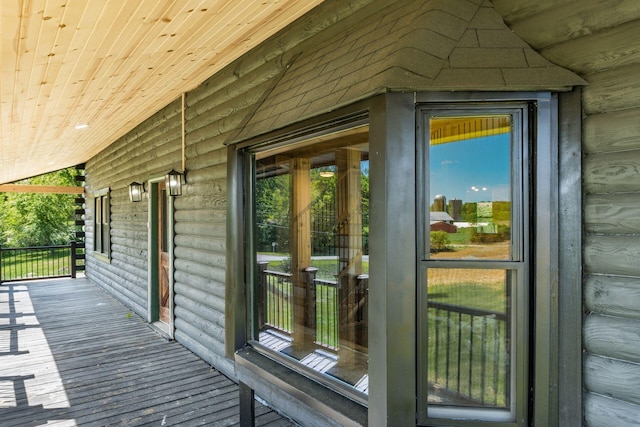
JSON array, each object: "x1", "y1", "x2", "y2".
[
  {"x1": 165, "y1": 169, "x2": 185, "y2": 196},
  {"x1": 129, "y1": 182, "x2": 145, "y2": 202}
]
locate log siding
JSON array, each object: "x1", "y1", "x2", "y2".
[
  {"x1": 85, "y1": 0, "x2": 575, "y2": 383},
  {"x1": 494, "y1": 0, "x2": 640, "y2": 424},
  {"x1": 84, "y1": 0, "x2": 386, "y2": 384},
  {"x1": 81, "y1": 0, "x2": 640, "y2": 424}
]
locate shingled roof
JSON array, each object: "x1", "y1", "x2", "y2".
[{"x1": 236, "y1": 0, "x2": 585, "y2": 141}]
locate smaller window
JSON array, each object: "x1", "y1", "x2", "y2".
[
  {"x1": 418, "y1": 108, "x2": 528, "y2": 424},
  {"x1": 94, "y1": 188, "x2": 111, "y2": 260}
]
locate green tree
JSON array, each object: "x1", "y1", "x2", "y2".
[
  {"x1": 255, "y1": 172, "x2": 290, "y2": 253},
  {"x1": 360, "y1": 167, "x2": 369, "y2": 254},
  {"x1": 0, "y1": 168, "x2": 79, "y2": 247},
  {"x1": 255, "y1": 163, "x2": 370, "y2": 257},
  {"x1": 310, "y1": 168, "x2": 337, "y2": 256},
  {"x1": 492, "y1": 201, "x2": 511, "y2": 222},
  {"x1": 430, "y1": 230, "x2": 450, "y2": 252},
  {"x1": 461, "y1": 202, "x2": 478, "y2": 223}
]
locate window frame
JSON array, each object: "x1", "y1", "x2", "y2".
[
  {"x1": 416, "y1": 104, "x2": 531, "y2": 425},
  {"x1": 244, "y1": 116, "x2": 371, "y2": 405},
  {"x1": 226, "y1": 91, "x2": 581, "y2": 426},
  {"x1": 414, "y1": 91, "x2": 566, "y2": 427},
  {"x1": 93, "y1": 187, "x2": 110, "y2": 262},
  {"x1": 227, "y1": 104, "x2": 372, "y2": 426}
]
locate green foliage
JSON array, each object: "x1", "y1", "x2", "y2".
[
  {"x1": 255, "y1": 173, "x2": 291, "y2": 253},
  {"x1": 310, "y1": 169, "x2": 337, "y2": 255},
  {"x1": 469, "y1": 225, "x2": 511, "y2": 244},
  {"x1": 0, "y1": 168, "x2": 79, "y2": 247},
  {"x1": 430, "y1": 230, "x2": 450, "y2": 252},
  {"x1": 360, "y1": 167, "x2": 370, "y2": 254},
  {"x1": 277, "y1": 256, "x2": 291, "y2": 274},
  {"x1": 461, "y1": 202, "x2": 477, "y2": 223},
  {"x1": 492, "y1": 201, "x2": 511, "y2": 222},
  {"x1": 255, "y1": 165, "x2": 370, "y2": 257}
]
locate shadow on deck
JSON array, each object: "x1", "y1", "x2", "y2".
[{"x1": 0, "y1": 278, "x2": 294, "y2": 427}]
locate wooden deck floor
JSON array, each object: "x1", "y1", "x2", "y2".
[{"x1": 0, "y1": 278, "x2": 295, "y2": 427}]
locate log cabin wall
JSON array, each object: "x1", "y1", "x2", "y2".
[
  {"x1": 82, "y1": 0, "x2": 639, "y2": 423},
  {"x1": 493, "y1": 1, "x2": 640, "y2": 425},
  {"x1": 84, "y1": 0, "x2": 380, "y2": 379},
  {"x1": 83, "y1": 0, "x2": 579, "y2": 385},
  {"x1": 84, "y1": 98, "x2": 183, "y2": 317}
]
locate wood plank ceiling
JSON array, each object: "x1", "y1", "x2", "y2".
[{"x1": 0, "y1": 0, "x2": 323, "y2": 184}]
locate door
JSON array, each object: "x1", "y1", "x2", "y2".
[
  {"x1": 158, "y1": 181, "x2": 171, "y2": 324},
  {"x1": 148, "y1": 178, "x2": 173, "y2": 333}
]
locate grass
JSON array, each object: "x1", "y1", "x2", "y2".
[
  {"x1": 427, "y1": 270, "x2": 507, "y2": 313},
  {"x1": 315, "y1": 284, "x2": 338, "y2": 349}
]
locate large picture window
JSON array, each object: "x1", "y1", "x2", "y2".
[
  {"x1": 418, "y1": 107, "x2": 529, "y2": 424},
  {"x1": 249, "y1": 125, "x2": 370, "y2": 401}
]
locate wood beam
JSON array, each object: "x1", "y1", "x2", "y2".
[{"x1": 0, "y1": 184, "x2": 85, "y2": 194}]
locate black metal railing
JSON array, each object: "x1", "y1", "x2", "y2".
[
  {"x1": 257, "y1": 263, "x2": 369, "y2": 351},
  {"x1": 258, "y1": 265, "x2": 293, "y2": 334},
  {"x1": 0, "y1": 243, "x2": 80, "y2": 284},
  {"x1": 428, "y1": 301, "x2": 508, "y2": 407},
  {"x1": 257, "y1": 261, "x2": 507, "y2": 405},
  {"x1": 308, "y1": 273, "x2": 339, "y2": 349}
]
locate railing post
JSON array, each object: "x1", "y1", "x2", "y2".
[
  {"x1": 257, "y1": 262, "x2": 268, "y2": 328},
  {"x1": 356, "y1": 274, "x2": 369, "y2": 346},
  {"x1": 70, "y1": 241, "x2": 77, "y2": 279},
  {"x1": 305, "y1": 267, "x2": 318, "y2": 332},
  {"x1": 0, "y1": 244, "x2": 3, "y2": 284}
]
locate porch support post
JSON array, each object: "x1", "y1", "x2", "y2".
[
  {"x1": 291, "y1": 157, "x2": 312, "y2": 351},
  {"x1": 336, "y1": 148, "x2": 364, "y2": 362},
  {"x1": 239, "y1": 382, "x2": 255, "y2": 427},
  {"x1": 368, "y1": 93, "x2": 416, "y2": 425},
  {"x1": 70, "y1": 241, "x2": 77, "y2": 279}
]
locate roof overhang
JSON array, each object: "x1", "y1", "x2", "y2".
[{"x1": 0, "y1": 0, "x2": 324, "y2": 184}]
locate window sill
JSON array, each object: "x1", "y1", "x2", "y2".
[
  {"x1": 93, "y1": 252, "x2": 111, "y2": 264},
  {"x1": 235, "y1": 347, "x2": 367, "y2": 427}
]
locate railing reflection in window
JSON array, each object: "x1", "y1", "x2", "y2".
[
  {"x1": 257, "y1": 261, "x2": 507, "y2": 405},
  {"x1": 257, "y1": 262, "x2": 368, "y2": 352},
  {"x1": 428, "y1": 301, "x2": 508, "y2": 407},
  {"x1": 258, "y1": 265, "x2": 293, "y2": 334},
  {"x1": 307, "y1": 271, "x2": 339, "y2": 350}
]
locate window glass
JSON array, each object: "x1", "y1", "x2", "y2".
[
  {"x1": 428, "y1": 116, "x2": 513, "y2": 261},
  {"x1": 426, "y1": 268, "x2": 511, "y2": 409},
  {"x1": 94, "y1": 189, "x2": 110, "y2": 257},
  {"x1": 420, "y1": 111, "x2": 526, "y2": 423},
  {"x1": 101, "y1": 196, "x2": 109, "y2": 253},
  {"x1": 253, "y1": 127, "x2": 369, "y2": 397}
]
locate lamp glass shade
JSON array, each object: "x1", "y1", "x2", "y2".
[
  {"x1": 129, "y1": 182, "x2": 144, "y2": 202},
  {"x1": 165, "y1": 170, "x2": 183, "y2": 196}
]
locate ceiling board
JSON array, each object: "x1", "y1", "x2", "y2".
[{"x1": 0, "y1": 0, "x2": 323, "y2": 184}]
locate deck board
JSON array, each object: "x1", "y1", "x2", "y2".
[{"x1": 0, "y1": 278, "x2": 295, "y2": 426}]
